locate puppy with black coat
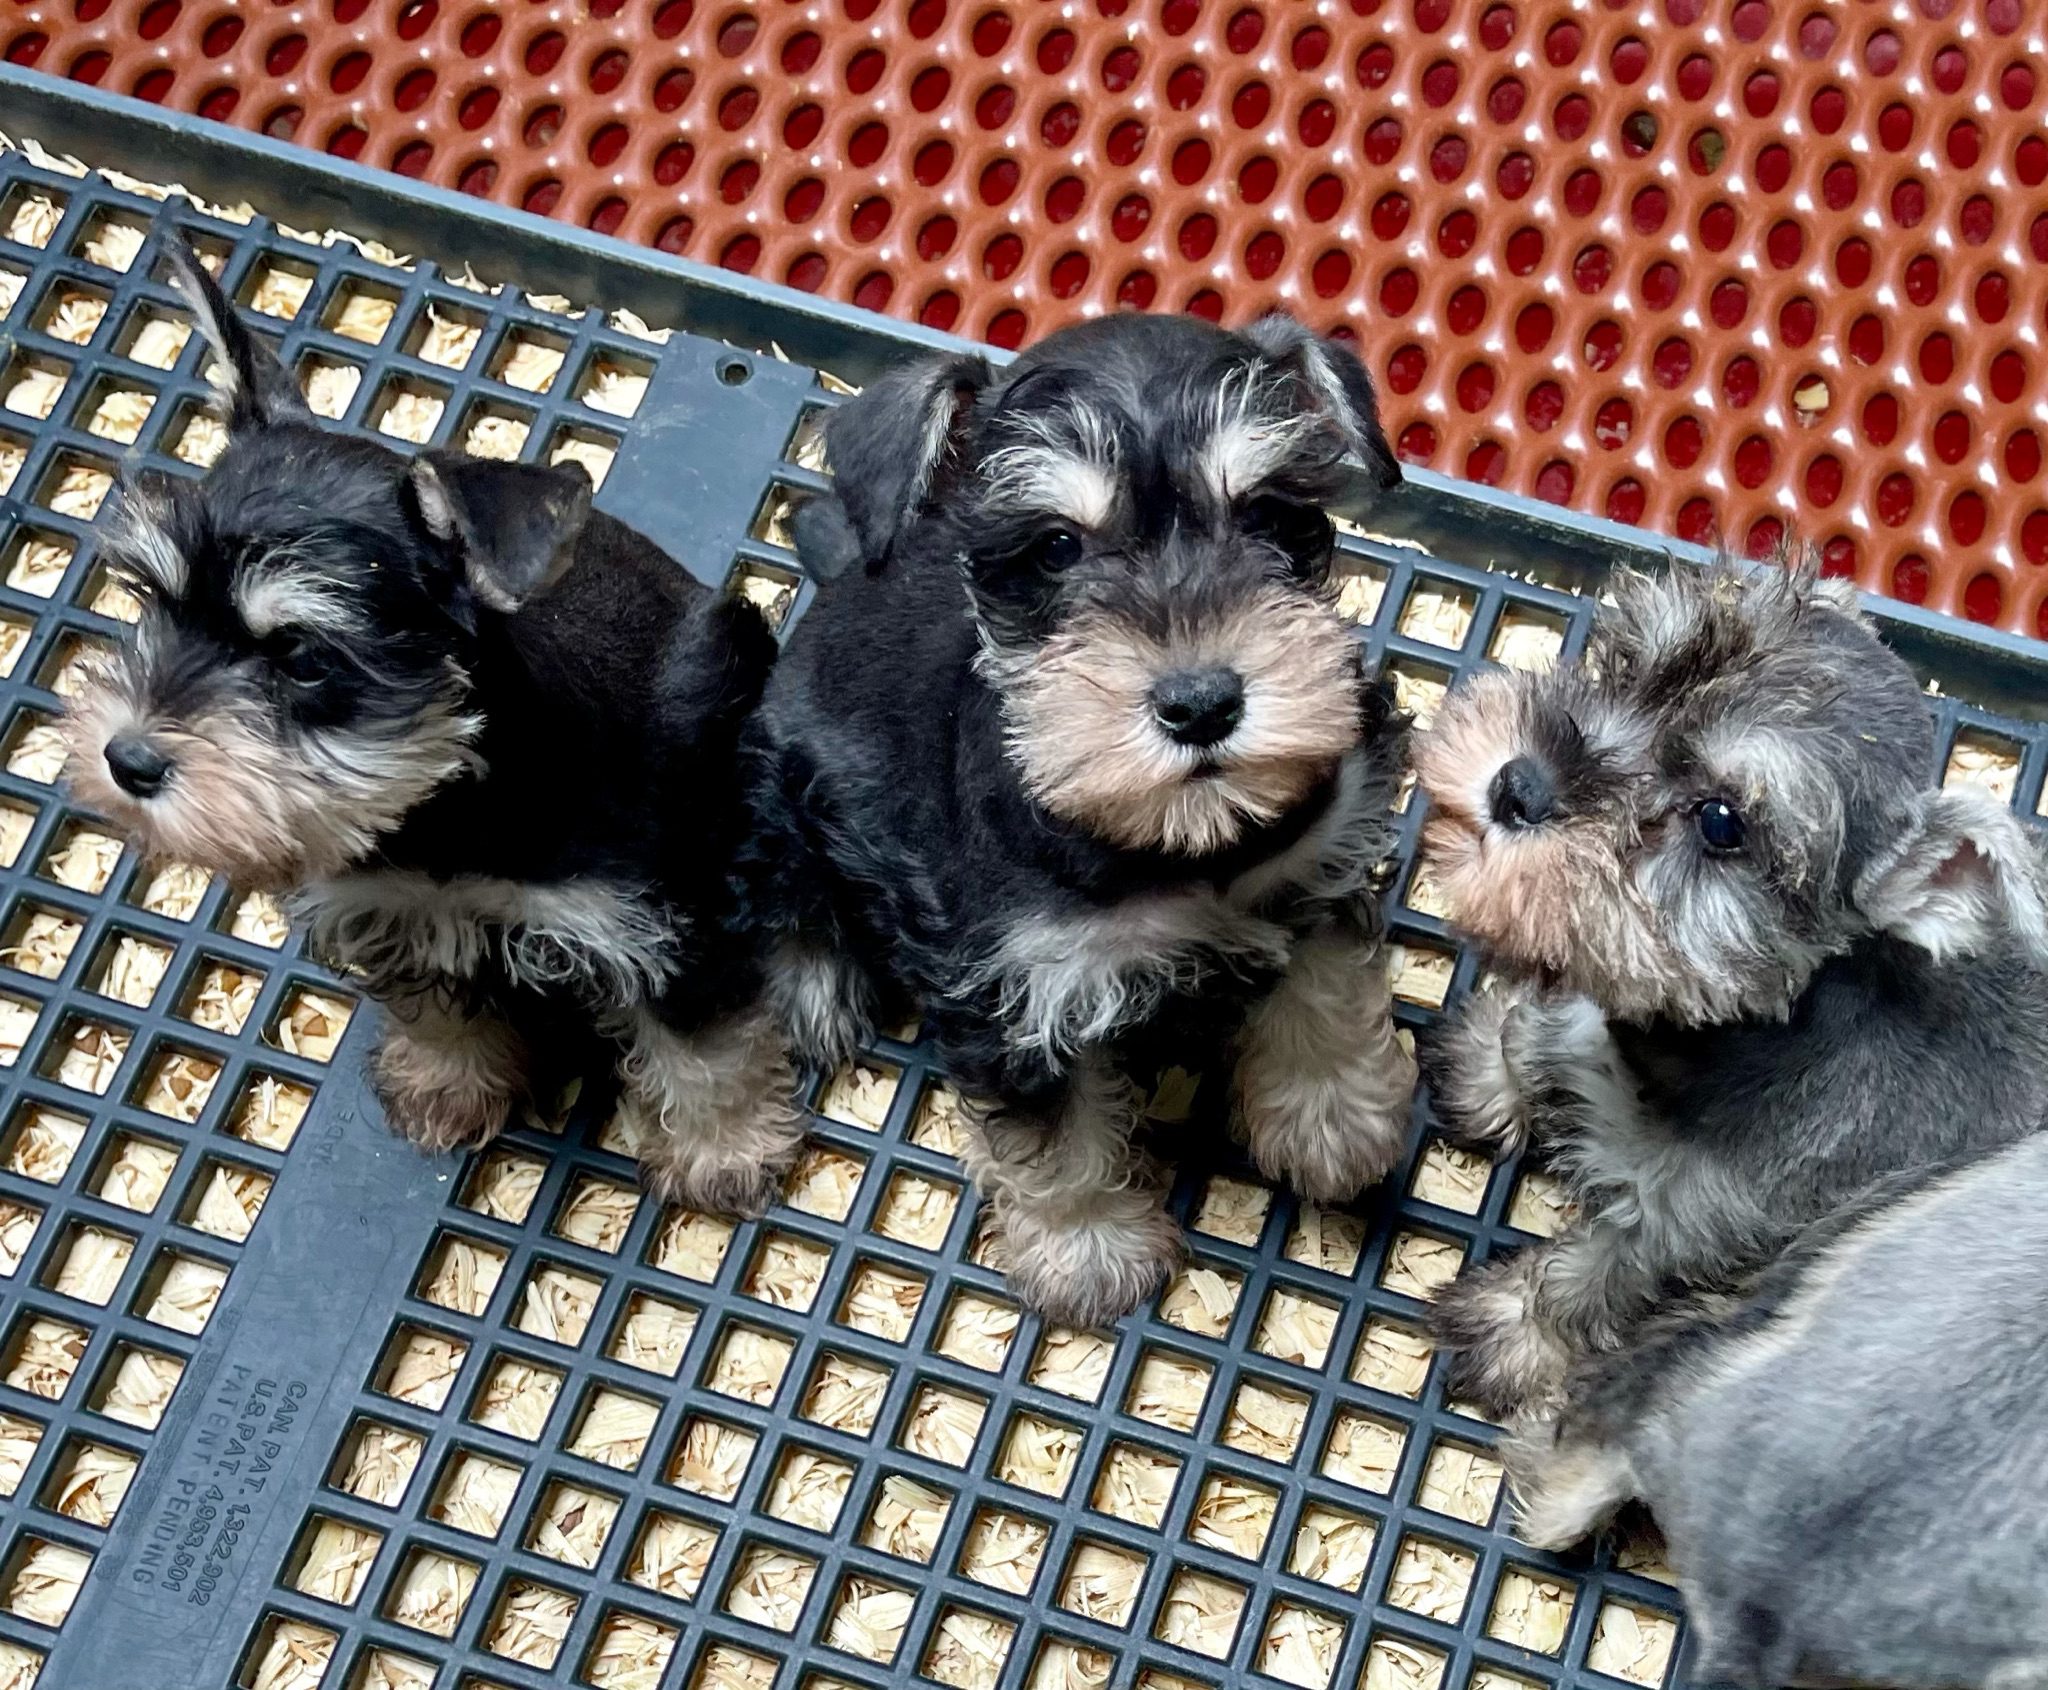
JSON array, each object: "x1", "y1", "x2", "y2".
[
  {"x1": 1413, "y1": 560, "x2": 2048, "y2": 1419},
  {"x1": 1509, "y1": 1131, "x2": 2048, "y2": 1690},
  {"x1": 746, "y1": 311, "x2": 1414, "y2": 1327},
  {"x1": 64, "y1": 235, "x2": 799, "y2": 1212}
]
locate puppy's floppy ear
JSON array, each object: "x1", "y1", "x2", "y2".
[
  {"x1": 790, "y1": 492, "x2": 865, "y2": 583},
  {"x1": 823, "y1": 351, "x2": 992, "y2": 564},
  {"x1": 1242, "y1": 313, "x2": 1401, "y2": 492},
  {"x1": 1856, "y1": 787, "x2": 2048, "y2": 963},
  {"x1": 163, "y1": 232, "x2": 310, "y2": 432},
  {"x1": 407, "y1": 450, "x2": 593, "y2": 615}
]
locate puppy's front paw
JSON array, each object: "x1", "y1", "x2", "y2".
[
  {"x1": 1428, "y1": 1251, "x2": 1573, "y2": 1421},
  {"x1": 1000, "y1": 1198, "x2": 1185, "y2": 1330},
  {"x1": 371, "y1": 1023, "x2": 520, "y2": 1154},
  {"x1": 1425, "y1": 982, "x2": 1534, "y2": 1160},
  {"x1": 1237, "y1": 1069, "x2": 1415, "y2": 1204},
  {"x1": 631, "y1": 1094, "x2": 803, "y2": 1220}
]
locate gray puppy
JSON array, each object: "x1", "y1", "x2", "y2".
[
  {"x1": 1506, "y1": 1130, "x2": 2048, "y2": 1690},
  {"x1": 1412, "y1": 562, "x2": 2048, "y2": 1416}
]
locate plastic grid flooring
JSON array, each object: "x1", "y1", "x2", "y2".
[
  {"x1": 3, "y1": 142, "x2": 2048, "y2": 1690},
  {"x1": 8, "y1": 0, "x2": 2048, "y2": 640}
]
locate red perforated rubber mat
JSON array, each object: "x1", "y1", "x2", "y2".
[{"x1": 5, "y1": 0, "x2": 2047, "y2": 636}]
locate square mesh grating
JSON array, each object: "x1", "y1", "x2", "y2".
[{"x1": 3, "y1": 128, "x2": 2048, "y2": 1690}]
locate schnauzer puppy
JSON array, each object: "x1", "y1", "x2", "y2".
[
  {"x1": 1508, "y1": 1131, "x2": 2048, "y2": 1690},
  {"x1": 746, "y1": 311, "x2": 1413, "y2": 1327},
  {"x1": 64, "y1": 236, "x2": 798, "y2": 1212},
  {"x1": 1413, "y1": 561, "x2": 2048, "y2": 1417}
]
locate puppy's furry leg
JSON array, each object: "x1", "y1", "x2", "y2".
[
  {"x1": 372, "y1": 992, "x2": 528, "y2": 1153},
  {"x1": 764, "y1": 934, "x2": 878, "y2": 1071},
  {"x1": 963, "y1": 1058, "x2": 1183, "y2": 1330},
  {"x1": 1501, "y1": 1416, "x2": 1637, "y2": 1551},
  {"x1": 611, "y1": 1002, "x2": 805, "y2": 1219},
  {"x1": 1233, "y1": 917, "x2": 1415, "y2": 1201},
  {"x1": 1426, "y1": 979, "x2": 1535, "y2": 1160}
]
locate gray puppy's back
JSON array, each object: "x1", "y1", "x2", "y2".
[{"x1": 1633, "y1": 1134, "x2": 2048, "y2": 1688}]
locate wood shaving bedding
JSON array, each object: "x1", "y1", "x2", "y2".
[
  {"x1": 1489, "y1": 1569, "x2": 1574, "y2": 1653},
  {"x1": 387, "y1": 1550, "x2": 477, "y2": 1636},
  {"x1": 801, "y1": 1352, "x2": 889, "y2": 1435},
  {"x1": 127, "y1": 313, "x2": 192, "y2": 369},
  {"x1": 819, "y1": 1061, "x2": 898, "y2": 1129},
  {"x1": 246, "y1": 1619, "x2": 335, "y2": 1690},
  {"x1": 649, "y1": 1209, "x2": 735, "y2": 1281},
  {"x1": 707, "y1": 1325, "x2": 793, "y2": 1404},
  {"x1": 45, "y1": 290, "x2": 105, "y2": 344},
  {"x1": 934, "y1": 1291, "x2": 1017, "y2": 1371},
  {"x1": 1191, "y1": 1472, "x2": 1276, "y2": 1559},
  {"x1": 1335, "y1": 563, "x2": 1389, "y2": 625},
  {"x1": 568, "y1": 1387, "x2": 657, "y2": 1468},
  {"x1": 580, "y1": 360, "x2": 648, "y2": 417},
  {"x1": 227, "y1": 890, "x2": 289, "y2": 946},
  {"x1": 6, "y1": 1319, "x2": 84, "y2": 1399},
  {"x1": 586, "y1": 1613, "x2": 678, "y2": 1690},
  {"x1": 1491, "y1": 612, "x2": 1565, "y2": 672},
  {"x1": 145, "y1": 1253, "x2": 227, "y2": 1332},
  {"x1": 0, "y1": 1416, "x2": 40, "y2": 1497},
  {"x1": 900, "y1": 1386, "x2": 985, "y2": 1466},
  {"x1": 0, "y1": 996, "x2": 41, "y2": 1066},
  {"x1": 997, "y1": 1414, "x2": 1080, "y2": 1497},
  {"x1": 1224, "y1": 1380, "x2": 1308, "y2": 1461},
  {"x1": 430, "y1": 1451, "x2": 521, "y2": 1536},
  {"x1": 0, "y1": 802, "x2": 29, "y2": 867},
  {"x1": 272, "y1": 989, "x2": 351, "y2": 1060},
  {"x1": 1254, "y1": 1289, "x2": 1338, "y2": 1368},
  {"x1": 377, "y1": 387, "x2": 444, "y2": 443},
  {"x1": 695, "y1": 1646, "x2": 777, "y2": 1690},
  {"x1": 381, "y1": 1328, "x2": 466, "y2": 1410},
  {"x1": 56, "y1": 1021, "x2": 130, "y2": 1096},
  {"x1": 1323, "y1": 1409, "x2": 1405, "y2": 1493},
  {"x1": 229, "y1": 1074, "x2": 312, "y2": 1149},
  {"x1": 826, "y1": 1577, "x2": 914, "y2": 1663},
  {"x1": 1398, "y1": 586, "x2": 1476, "y2": 649},
  {"x1": 514, "y1": 1266, "x2": 600, "y2": 1346},
  {"x1": 925, "y1": 1609, "x2": 1013, "y2": 1690},
  {"x1": 98, "y1": 1345, "x2": 180, "y2": 1428},
  {"x1": 184, "y1": 962, "x2": 261, "y2": 1034},
  {"x1": 172, "y1": 411, "x2": 227, "y2": 466},
  {"x1": 1261, "y1": 1604, "x2": 1346, "y2": 1689},
  {"x1": 420, "y1": 1236, "x2": 506, "y2": 1316},
  {"x1": 294, "y1": 1516, "x2": 382, "y2": 1605},
  {"x1": 725, "y1": 1545, "x2": 817, "y2": 1631},
  {"x1": 0, "y1": 271, "x2": 20, "y2": 317},
  {"x1": 338, "y1": 1422, "x2": 424, "y2": 1506},
  {"x1": 1290, "y1": 1506, "x2": 1377, "y2": 1592},
  {"x1": 666, "y1": 1417, "x2": 754, "y2": 1500},
  {"x1": 909, "y1": 1083, "x2": 972, "y2": 1155},
  {"x1": 463, "y1": 412, "x2": 529, "y2": 460},
  {"x1": 1945, "y1": 730, "x2": 2022, "y2": 803},
  {"x1": 628, "y1": 1511, "x2": 716, "y2": 1600},
  {"x1": 330, "y1": 289, "x2": 397, "y2": 344},
  {"x1": 51, "y1": 1440, "x2": 134, "y2": 1525},
  {"x1": 1030, "y1": 1328, "x2": 1113, "y2": 1401},
  {"x1": 357, "y1": 1652, "x2": 434, "y2": 1690},
  {"x1": 1155, "y1": 1570, "x2": 1246, "y2": 1656},
  {"x1": 872, "y1": 1170, "x2": 959, "y2": 1248},
  {"x1": 863, "y1": 1473, "x2": 950, "y2": 1561},
  {"x1": 417, "y1": 305, "x2": 481, "y2": 369},
  {"x1": 1160, "y1": 1265, "x2": 1241, "y2": 1336},
  {"x1": 784, "y1": 1144, "x2": 863, "y2": 1219},
  {"x1": 248, "y1": 265, "x2": 311, "y2": 319},
  {"x1": 2, "y1": 367, "x2": 63, "y2": 421},
  {"x1": 301, "y1": 359, "x2": 361, "y2": 420},
  {"x1": 1031, "y1": 1640, "x2": 1114, "y2": 1690},
  {"x1": 498, "y1": 337, "x2": 565, "y2": 392},
  {"x1": 3, "y1": 194, "x2": 60, "y2": 248},
  {"x1": 50, "y1": 1225, "x2": 131, "y2": 1303},
  {"x1": 1125, "y1": 1352, "x2": 1211, "y2": 1433},
  {"x1": 529, "y1": 1482, "x2": 618, "y2": 1568},
  {"x1": 4, "y1": 1540, "x2": 89, "y2": 1626},
  {"x1": 1090, "y1": 1443, "x2": 1178, "y2": 1528},
  {"x1": 80, "y1": 218, "x2": 145, "y2": 271},
  {"x1": 470, "y1": 1359, "x2": 560, "y2": 1440},
  {"x1": 1387, "y1": 1538, "x2": 1475, "y2": 1621},
  {"x1": 1411, "y1": 1140, "x2": 1490, "y2": 1213},
  {"x1": 1353, "y1": 1320, "x2": 1433, "y2": 1399},
  {"x1": 1418, "y1": 1440, "x2": 1504, "y2": 1524},
  {"x1": 1585, "y1": 1601, "x2": 1678, "y2": 1686},
  {"x1": 744, "y1": 1232, "x2": 831, "y2": 1311},
  {"x1": 3, "y1": 908, "x2": 80, "y2": 978},
  {"x1": 1191, "y1": 1175, "x2": 1270, "y2": 1245},
  {"x1": 7, "y1": 539, "x2": 71, "y2": 598},
  {"x1": 555, "y1": 1174, "x2": 638, "y2": 1250},
  {"x1": 1387, "y1": 942, "x2": 1455, "y2": 1008},
  {"x1": 839, "y1": 1262, "x2": 925, "y2": 1342},
  {"x1": 462, "y1": 1149, "x2": 544, "y2": 1224},
  {"x1": 0, "y1": 1202, "x2": 38, "y2": 1275},
  {"x1": 0, "y1": 444, "x2": 18, "y2": 500},
  {"x1": 611, "y1": 1292, "x2": 696, "y2": 1376},
  {"x1": 959, "y1": 1509, "x2": 1048, "y2": 1593},
  {"x1": 1380, "y1": 1233, "x2": 1463, "y2": 1301}
]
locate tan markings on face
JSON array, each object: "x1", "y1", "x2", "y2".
[{"x1": 991, "y1": 586, "x2": 1361, "y2": 854}]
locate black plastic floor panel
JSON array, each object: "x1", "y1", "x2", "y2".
[{"x1": 3, "y1": 135, "x2": 2048, "y2": 1690}]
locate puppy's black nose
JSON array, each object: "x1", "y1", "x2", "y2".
[
  {"x1": 1488, "y1": 757, "x2": 1556, "y2": 829},
  {"x1": 1150, "y1": 667, "x2": 1245, "y2": 748},
  {"x1": 105, "y1": 734, "x2": 172, "y2": 799}
]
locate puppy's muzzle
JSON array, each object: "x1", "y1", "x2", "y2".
[
  {"x1": 1488, "y1": 756, "x2": 1556, "y2": 829},
  {"x1": 105, "y1": 732, "x2": 174, "y2": 799},
  {"x1": 1150, "y1": 666, "x2": 1245, "y2": 749}
]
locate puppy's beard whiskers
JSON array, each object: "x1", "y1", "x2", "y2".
[
  {"x1": 981, "y1": 589, "x2": 1361, "y2": 855},
  {"x1": 61, "y1": 672, "x2": 481, "y2": 887}
]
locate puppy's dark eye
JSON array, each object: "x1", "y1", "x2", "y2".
[
  {"x1": 1244, "y1": 495, "x2": 1336, "y2": 575},
  {"x1": 1696, "y1": 799, "x2": 1747, "y2": 854},
  {"x1": 272, "y1": 635, "x2": 327, "y2": 688},
  {"x1": 1035, "y1": 528, "x2": 1084, "y2": 570}
]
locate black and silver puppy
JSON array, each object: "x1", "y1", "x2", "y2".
[
  {"x1": 747, "y1": 312, "x2": 1413, "y2": 1327},
  {"x1": 64, "y1": 237, "x2": 798, "y2": 1211},
  {"x1": 1509, "y1": 1130, "x2": 2048, "y2": 1690},
  {"x1": 1412, "y1": 561, "x2": 2048, "y2": 1416}
]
